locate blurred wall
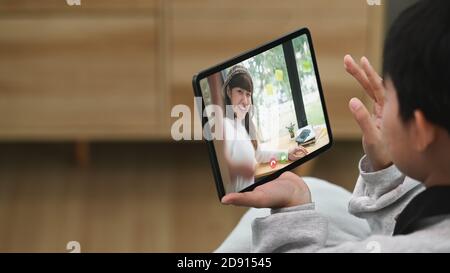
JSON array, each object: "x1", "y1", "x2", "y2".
[
  {"x1": 0, "y1": 0, "x2": 391, "y2": 252},
  {"x1": 0, "y1": 0, "x2": 385, "y2": 141}
]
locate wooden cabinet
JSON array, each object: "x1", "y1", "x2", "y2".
[
  {"x1": 0, "y1": 0, "x2": 384, "y2": 140},
  {"x1": 0, "y1": 0, "x2": 162, "y2": 140},
  {"x1": 167, "y1": 0, "x2": 385, "y2": 139}
]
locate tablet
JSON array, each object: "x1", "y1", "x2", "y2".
[{"x1": 192, "y1": 28, "x2": 333, "y2": 200}]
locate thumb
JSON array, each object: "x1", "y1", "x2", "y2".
[{"x1": 348, "y1": 98, "x2": 378, "y2": 142}]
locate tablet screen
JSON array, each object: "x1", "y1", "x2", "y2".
[{"x1": 194, "y1": 29, "x2": 332, "y2": 196}]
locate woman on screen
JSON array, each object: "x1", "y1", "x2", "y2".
[{"x1": 222, "y1": 65, "x2": 308, "y2": 193}]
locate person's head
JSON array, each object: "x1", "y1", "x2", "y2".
[
  {"x1": 382, "y1": 0, "x2": 450, "y2": 184},
  {"x1": 224, "y1": 65, "x2": 254, "y2": 121},
  {"x1": 223, "y1": 65, "x2": 258, "y2": 149}
]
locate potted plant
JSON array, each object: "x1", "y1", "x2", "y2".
[{"x1": 286, "y1": 122, "x2": 296, "y2": 139}]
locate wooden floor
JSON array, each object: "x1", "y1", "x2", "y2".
[{"x1": 0, "y1": 141, "x2": 363, "y2": 252}]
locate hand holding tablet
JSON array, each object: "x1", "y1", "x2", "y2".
[{"x1": 192, "y1": 28, "x2": 333, "y2": 201}]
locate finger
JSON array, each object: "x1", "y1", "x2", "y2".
[
  {"x1": 299, "y1": 146, "x2": 308, "y2": 154},
  {"x1": 294, "y1": 145, "x2": 307, "y2": 153},
  {"x1": 279, "y1": 171, "x2": 299, "y2": 180},
  {"x1": 348, "y1": 97, "x2": 378, "y2": 143},
  {"x1": 360, "y1": 57, "x2": 384, "y2": 105},
  {"x1": 294, "y1": 148, "x2": 307, "y2": 156},
  {"x1": 344, "y1": 55, "x2": 376, "y2": 101},
  {"x1": 221, "y1": 191, "x2": 267, "y2": 208},
  {"x1": 221, "y1": 192, "x2": 242, "y2": 205}
]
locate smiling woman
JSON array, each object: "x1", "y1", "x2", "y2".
[
  {"x1": 223, "y1": 65, "x2": 257, "y2": 149},
  {"x1": 220, "y1": 65, "x2": 308, "y2": 194}
]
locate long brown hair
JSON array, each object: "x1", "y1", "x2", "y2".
[{"x1": 223, "y1": 66, "x2": 258, "y2": 150}]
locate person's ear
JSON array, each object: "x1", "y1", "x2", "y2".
[
  {"x1": 226, "y1": 87, "x2": 231, "y2": 99},
  {"x1": 410, "y1": 110, "x2": 436, "y2": 152}
]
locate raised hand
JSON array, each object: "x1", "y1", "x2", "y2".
[{"x1": 344, "y1": 55, "x2": 392, "y2": 171}]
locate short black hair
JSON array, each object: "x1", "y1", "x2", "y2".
[{"x1": 383, "y1": 0, "x2": 450, "y2": 134}]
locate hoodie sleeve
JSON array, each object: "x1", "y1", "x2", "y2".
[
  {"x1": 251, "y1": 203, "x2": 328, "y2": 252},
  {"x1": 251, "y1": 155, "x2": 425, "y2": 253},
  {"x1": 348, "y1": 155, "x2": 424, "y2": 234}
]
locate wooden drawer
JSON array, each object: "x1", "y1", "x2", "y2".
[
  {"x1": 0, "y1": 15, "x2": 160, "y2": 140},
  {"x1": 169, "y1": 0, "x2": 383, "y2": 139}
]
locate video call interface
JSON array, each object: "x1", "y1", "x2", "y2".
[{"x1": 199, "y1": 33, "x2": 330, "y2": 194}]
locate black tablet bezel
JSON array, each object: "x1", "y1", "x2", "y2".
[{"x1": 192, "y1": 27, "x2": 333, "y2": 200}]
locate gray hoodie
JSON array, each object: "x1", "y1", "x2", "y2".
[{"x1": 251, "y1": 156, "x2": 450, "y2": 252}]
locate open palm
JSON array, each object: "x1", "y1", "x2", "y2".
[
  {"x1": 222, "y1": 172, "x2": 311, "y2": 209},
  {"x1": 344, "y1": 55, "x2": 392, "y2": 171}
]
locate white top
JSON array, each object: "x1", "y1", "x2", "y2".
[{"x1": 223, "y1": 118, "x2": 287, "y2": 193}]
